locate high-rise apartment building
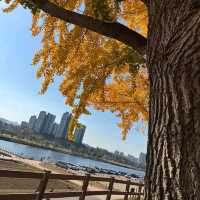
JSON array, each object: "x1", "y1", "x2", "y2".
[
  {"x1": 55, "y1": 112, "x2": 71, "y2": 139},
  {"x1": 42, "y1": 113, "x2": 56, "y2": 135},
  {"x1": 49, "y1": 123, "x2": 59, "y2": 136},
  {"x1": 21, "y1": 121, "x2": 29, "y2": 129},
  {"x1": 139, "y1": 152, "x2": 146, "y2": 165},
  {"x1": 28, "y1": 115, "x2": 37, "y2": 129},
  {"x1": 74, "y1": 125, "x2": 86, "y2": 144},
  {"x1": 34, "y1": 111, "x2": 47, "y2": 133}
]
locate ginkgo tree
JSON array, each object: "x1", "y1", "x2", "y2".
[{"x1": 1, "y1": 0, "x2": 200, "y2": 199}]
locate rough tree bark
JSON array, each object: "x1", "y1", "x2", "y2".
[{"x1": 145, "y1": 0, "x2": 200, "y2": 199}]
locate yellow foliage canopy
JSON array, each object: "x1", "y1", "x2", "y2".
[{"x1": 3, "y1": 0, "x2": 148, "y2": 139}]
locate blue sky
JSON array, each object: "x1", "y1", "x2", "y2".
[{"x1": 0, "y1": 4, "x2": 147, "y2": 157}]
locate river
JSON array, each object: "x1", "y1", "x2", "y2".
[{"x1": 0, "y1": 139, "x2": 145, "y2": 177}]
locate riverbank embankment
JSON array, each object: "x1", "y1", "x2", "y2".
[{"x1": 0, "y1": 133, "x2": 144, "y2": 172}]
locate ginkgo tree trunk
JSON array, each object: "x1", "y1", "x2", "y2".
[
  {"x1": 2, "y1": 0, "x2": 200, "y2": 199},
  {"x1": 145, "y1": 0, "x2": 200, "y2": 199}
]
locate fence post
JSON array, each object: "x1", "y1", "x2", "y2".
[
  {"x1": 79, "y1": 173, "x2": 90, "y2": 200},
  {"x1": 106, "y1": 177, "x2": 115, "y2": 200},
  {"x1": 35, "y1": 170, "x2": 51, "y2": 200},
  {"x1": 124, "y1": 179, "x2": 131, "y2": 200},
  {"x1": 137, "y1": 185, "x2": 142, "y2": 200}
]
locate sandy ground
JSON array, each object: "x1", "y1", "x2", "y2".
[
  {"x1": 0, "y1": 149, "x2": 143, "y2": 200},
  {"x1": 0, "y1": 159, "x2": 80, "y2": 193}
]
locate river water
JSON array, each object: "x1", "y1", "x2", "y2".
[{"x1": 0, "y1": 139, "x2": 145, "y2": 177}]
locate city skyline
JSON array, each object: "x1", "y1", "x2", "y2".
[{"x1": 20, "y1": 110, "x2": 86, "y2": 144}]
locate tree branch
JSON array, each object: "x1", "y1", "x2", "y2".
[{"x1": 31, "y1": 0, "x2": 147, "y2": 55}]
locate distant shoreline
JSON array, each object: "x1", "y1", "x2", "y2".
[{"x1": 0, "y1": 134, "x2": 145, "y2": 172}]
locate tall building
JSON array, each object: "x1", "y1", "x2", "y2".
[
  {"x1": 139, "y1": 152, "x2": 146, "y2": 165},
  {"x1": 49, "y1": 123, "x2": 59, "y2": 137},
  {"x1": 34, "y1": 111, "x2": 47, "y2": 133},
  {"x1": 74, "y1": 124, "x2": 86, "y2": 144},
  {"x1": 28, "y1": 115, "x2": 37, "y2": 129},
  {"x1": 21, "y1": 121, "x2": 28, "y2": 129},
  {"x1": 127, "y1": 154, "x2": 138, "y2": 163},
  {"x1": 0, "y1": 121, "x2": 3, "y2": 130},
  {"x1": 42, "y1": 113, "x2": 56, "y2": 135},
  {"x1": 55, "y1": 112, "x2": 71, "y2": 139}
]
